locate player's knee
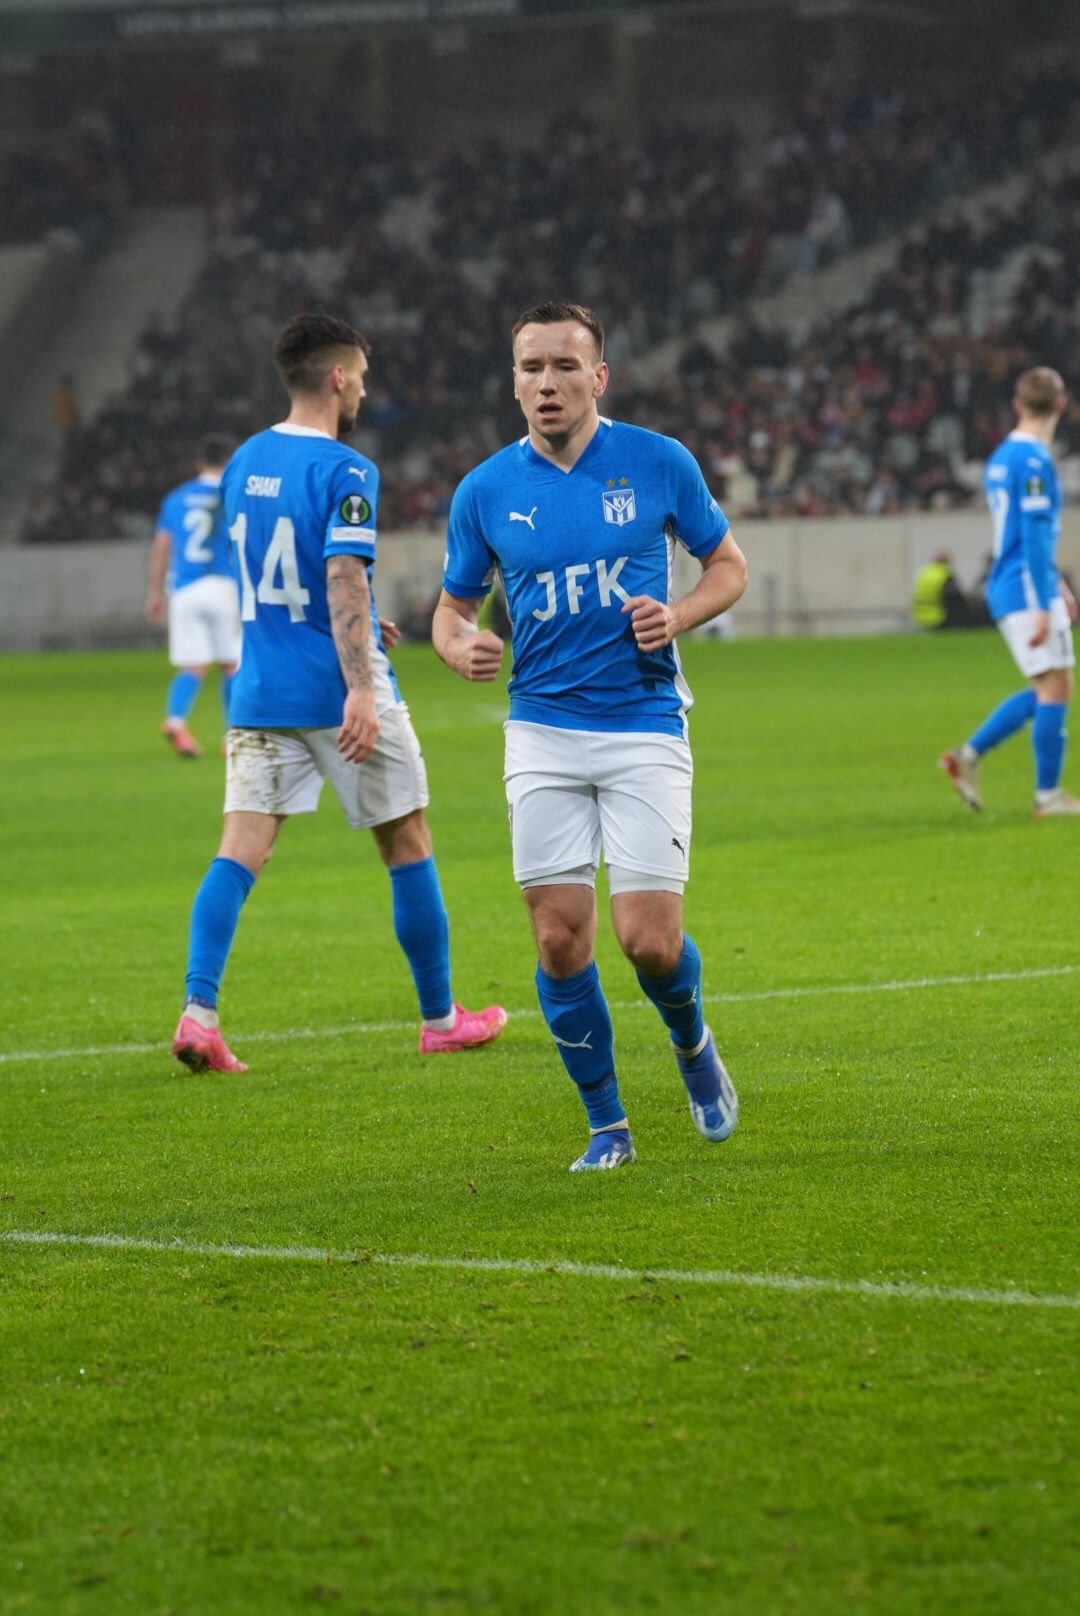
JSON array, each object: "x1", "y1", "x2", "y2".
[
  {"x1": 617, "y1": 922, "x2": 681, "y2": 976},
  {"x1": 1036, "y1": 668, "x2": 1072, "y2": 704},
  {"x1": 533, "y1": 918, "x2": 591, "y2": 977},
  {"x1": 373, "y1": 809, "x2": 432, "y2": 867},
  {"x1": 218, "y1": 844, "x2": 268, "y2": 877}
]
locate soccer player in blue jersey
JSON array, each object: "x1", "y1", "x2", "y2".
[
  {"x1": 172, "y1": 312, "x2": 506, "y2": 1073},
  {"x1": 940, "y1": 367, "x2": 1079, "y2": 816},
  {"x1": 432, "y1": 302, "x2": 748, "y2": 1171},
  {"x1": 145, "y1": 436, "x2": 241, "y2": 758}
]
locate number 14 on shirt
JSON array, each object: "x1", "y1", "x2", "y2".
[{"x1": 230, "y1": 513, "x2": 311, "y2": 623}]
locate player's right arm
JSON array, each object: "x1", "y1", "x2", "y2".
[
  {"x1": 432, "y1": 591, "x2": 505, "y2": 681},
  {"x1": 433, "y1": 474, "x2": 505, "y2": 681},
  {"x1": 145, "y1": 526, "x2": 171, "y2": 621},
  {"x1": 1018, "y1": 454, "x2": 1059, "y2": 646},
  {"x1": 326, "y1": 554, "x2": 380, "y2": 761}
]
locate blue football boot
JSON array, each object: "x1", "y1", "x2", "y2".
[
  {"x1": 674, "y1": 1028, "x2": 739, "y2": 1142},
  {"x1": 569, "y1": 1127, "x2": 637, "y2": 1173}
]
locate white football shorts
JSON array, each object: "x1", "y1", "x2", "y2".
[
  {"x1": 169, "y1": 574, "x2": 242, "y2": 667},
  {"x1": 998, "y1": 596, "x2": 1075, "y2": 679},
  {"x1": 224, "y1": 703, "x2": 429, "y2": 829},
  {"x1": 504, "y1": 720, "x2": 692, "y2": 895}
]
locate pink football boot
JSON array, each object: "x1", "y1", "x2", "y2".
[
  {"x1": 172, "y1": 1014, "x2": 248, "y2": 1073},
  {"x1": 162, "y1": 721, "x2": 203, "y2": 759},
  {"x1": 418, "y1": 1003, "x2": 507, "y2": 1054}
]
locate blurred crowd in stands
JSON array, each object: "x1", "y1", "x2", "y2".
[
  {"x1": 0, "y1": 111, "x2": 131, "y2": 249},
  {"x1": 19, "y1": 58, "x2": 1080, "y2": 542},
  {"x1": 619, "y1": 169, "x2": 1080, "y2": 519}
]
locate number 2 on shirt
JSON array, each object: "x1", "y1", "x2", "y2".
[{"x1": 182, "y1": 507, "x2": 216, "y2": 564}]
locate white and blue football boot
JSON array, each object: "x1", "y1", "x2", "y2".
[
  {"x1": 569, "y1": 1126, "x2": 637, "y2": 1173},
  {"x1": 674, "y1": 1028, "x2": 739, "y2": 1142}
]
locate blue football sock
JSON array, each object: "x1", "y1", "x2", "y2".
[
  {"x1": 536, "y1": 961, "x2": 626, "y2": 1129},
  {"x1": 166, "y1": 669, "x2": 202, "y2": 722},
  {"x1": 389, "y1": 856, "x2": 452, "y2": 1021},
  {"x1": 185, "y1": 856, "x2": 256, "y2": 1007},
  {"x1": 968, "y1": 688, "x2": 1036, "y2": 755},
  {"x1": 636, "y1": 934, "x2": 706, "y2": 1053},
  {"x1": 220, "y1": 672, "x2": 235, "y2": 725},
  {"x1": 1033, "y1": 701, "x2": 1068, "y2": 791}
]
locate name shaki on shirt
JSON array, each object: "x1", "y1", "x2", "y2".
[{"x1": 245, "y1": 474, "x2": 283, "y2": 497}]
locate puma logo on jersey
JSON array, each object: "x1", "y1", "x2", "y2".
[
  {"x1": 553, "y1": 1031, "x2": 593, "y2": 1050},
  {"x1": 347, "y1": 467, "x2": 368, "y2": 481},
  {"x1": 510, "y1": 507, "x2": 538, "y2": 529},
  {"x1": 672, "y1": 836, "x2": 685, "y2": 855}
]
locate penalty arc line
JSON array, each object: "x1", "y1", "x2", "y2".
[
  {"x1": 0, "y1": 962, "x2": 1077, "y2": 1067},
  {"x1": 2, "y1": 1229, "x2": 1078, "y2": 1312}
]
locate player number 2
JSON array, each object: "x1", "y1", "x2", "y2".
[
  {"x1": 229, "y1": 513, "x2": 311, "y2": 623},
  {"x1": 182, "y1": 508, "x2": 216, "y2": 564}
]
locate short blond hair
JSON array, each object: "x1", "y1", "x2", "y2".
[{"x1": 1015, "y1": 367, "x2": 1065, "y2": 417}]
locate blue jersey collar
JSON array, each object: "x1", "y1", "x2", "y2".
[{"x1": 520, "y1": 416, "x2": 613, "y2": 474}]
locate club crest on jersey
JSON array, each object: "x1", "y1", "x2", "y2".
[
  {"x1": 602, "y1": 488, "x2": 637, "y2": 526},
  {"x1": 339, "y1": 493, "x2": 371, "y2": 525}
]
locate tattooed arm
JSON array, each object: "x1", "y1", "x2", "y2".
[{"x1": 327, "y1": 553, "x2": 380, "y2": 762}]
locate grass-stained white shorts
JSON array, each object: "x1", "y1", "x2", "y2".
[
  {"x1": 225, "y1": 703, "x2": 429, "y2": 829},
  {"x1": 997, "y1": 596, "x2": 1075, "y2": 679},
  {"x1": 504, "y1": 720, "x2": 692, "y2": 894},
  {"x1": 168, "y1": 574, "x2": 242, "y2": 667}
]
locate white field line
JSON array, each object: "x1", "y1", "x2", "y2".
[
  {"x1": 2, "y1": 1228, "x2": 1078, "y2": 1311},
  {"x1": 0, "y1": 963, "x2": 1076, "y2": 1068}
]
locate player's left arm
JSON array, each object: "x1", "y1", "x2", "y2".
[
  {"x1": 623, "y1": 534, "x2": 748, "y2": 653},
  {"x1": 326, "y1": 554, "x2": 380, "y2": 762},
  {"x1": 1019, "y1": 458, "x2": 1059, "y2": 644}
]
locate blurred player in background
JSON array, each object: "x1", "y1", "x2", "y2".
[
  {"x1": 145, "y1": 435, "x2": 241, "y2": 758},
  {"x1": 172, "y1": 312, "x2": 506, "y2": 1073},
  {"x1": 433, "y1": 301, "x2": 747, "y2": 1172},
  {"x1": 940, "y1": 367, "x2": 1080, "y2": 815}
]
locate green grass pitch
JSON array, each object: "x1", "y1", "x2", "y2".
[{"x1": 1, "y1": 630, "x2": 1078, "y2": 1615}]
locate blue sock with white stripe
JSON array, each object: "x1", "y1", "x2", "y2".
[
  {"x1": 636, "y1": 934, "x2": 706, "y2": 1053},
  {"x1": 166, "y1": 670, "x2": 202, "y2": 722},
  {"x1": 220, "y1": 672, "x2": 235, "y2": 725},
  {"x1": 536, "y1": 962, "x2": 626, "y2": 1129},
  {"x1": 968, "y1": 688, "x2": 1036, "y2": 755},
  {"x1": 1033, "y1": 701, "x2": 1068, "y2": 791},
  {"x1": 389, "y1": 856, "x2": 452, "y2": 1021},
  {"x1": 185, "y1": 856, "x2": 256, "y2": 1007}
]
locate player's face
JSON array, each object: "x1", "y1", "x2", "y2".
[
  {"x1": 335, "y1": 350, "x2": 368, "y2": 434},
  {"x1": 512, "y1": 322, "x2": 608, "y2": 447}
]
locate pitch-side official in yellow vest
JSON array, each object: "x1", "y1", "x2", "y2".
[{"x1": 913, "y1": 553, "x2": 961, "y2": 629}]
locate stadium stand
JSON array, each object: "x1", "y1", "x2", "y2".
[
  {"x1": 20, "y1": 61, "x2": 1080, "y2": 542},
  {"x1": 0, "y1": 113, "x2": 129, "y2": 249},
  {"x1": 616, "y1": 162, "x2": 1080, "y2": 519}
]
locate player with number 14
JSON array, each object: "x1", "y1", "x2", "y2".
[{"x1": 171, "y1": 312, "x2": 506, "y2": 1073}]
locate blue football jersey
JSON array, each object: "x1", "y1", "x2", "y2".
[
  {"x1": 443, "y1": 418, "x2": 731, "y2": 737},
  {"x1": 156, "y1": 474, "x2": 234, "y2": 591},
  {"x1": 222, "y1": 424, "x2": 399, "y2": 728},
  {"x1": 983, "y1": 431, "x2": 1062, "y2": 619}
]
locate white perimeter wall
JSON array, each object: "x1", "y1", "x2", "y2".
[{"x1": 3, "y1": 510, "x2": 1080, "y2": 652}]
